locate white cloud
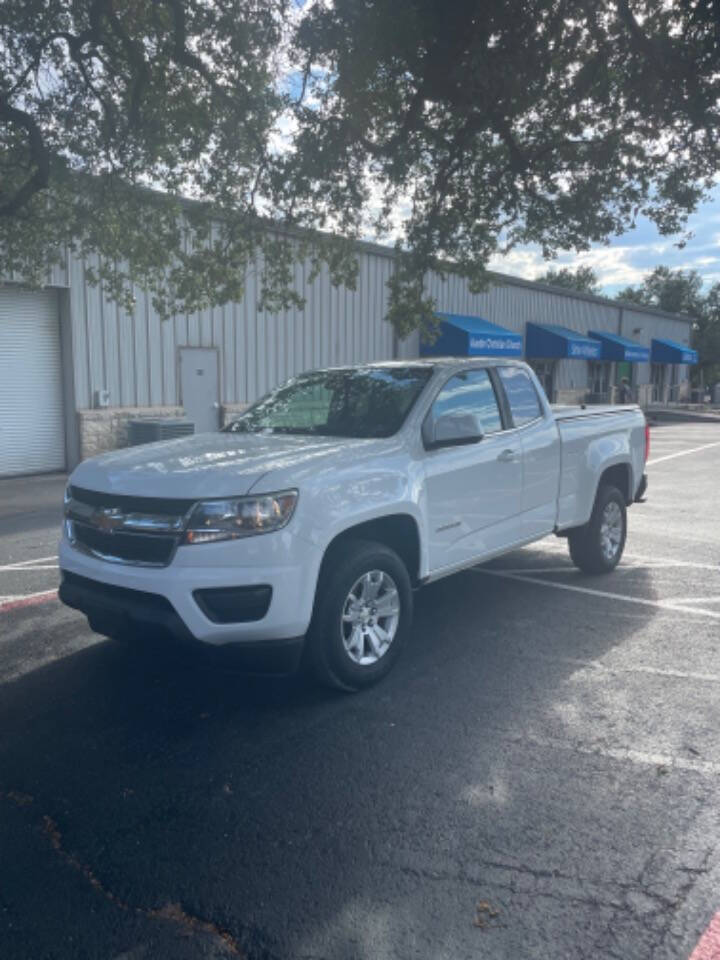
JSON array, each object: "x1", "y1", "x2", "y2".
[{"x1": 489, "y1": 244, "x2": 655, "y2": 288}]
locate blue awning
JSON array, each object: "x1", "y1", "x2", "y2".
[
  {"x1": 588, "y1": 330, "x2": 650, "y2": 363},
  {"x1": 651, "y1": 338, "x2": 698, "y2": 365},
  {"x1": 420, "y1": 313, "x2": 523, "y2": 358},
  {"x1": 525, "y1": 322, "x2": 602, "y2": 360}
]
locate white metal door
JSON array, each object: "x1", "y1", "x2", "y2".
[
  {"x1": 0, "y1": 289, "x2": 65, "y2": 476},
  {"x1": 179, "y1": 348, "x2": 220, "y2": 433}
]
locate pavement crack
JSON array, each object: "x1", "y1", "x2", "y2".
[
  {"x1": 390, "y1": 860, "x2": 631, "y2": 912},
  {"x1": 673, "y1": 848, "x2": 714, "y2": 909},
  {"x1": 1, "y1": 788, "x2": 245, "y2": 957}
]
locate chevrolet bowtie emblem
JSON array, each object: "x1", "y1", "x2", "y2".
[{"x1": 93, "y1": 507, "x2": 124, "y2": 532}]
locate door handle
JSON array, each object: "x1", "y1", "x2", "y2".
[{"x1": 497, "y1": 448, "x2": 519, "y2": 463}]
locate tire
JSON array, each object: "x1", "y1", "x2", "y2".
[
  {"x1": 306, "y1": 539, "x2": 413, "y2": 691},
  {"x1": 568, "y1": 484, "x2": 627, "y2": 574}
]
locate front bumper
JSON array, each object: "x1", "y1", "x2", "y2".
[
  {"x1": 59, "y1": 571, "x2": 304, "y2": 672},
  {"x1": 58, "y1": 528, "x2": 323, "y2": 651}
]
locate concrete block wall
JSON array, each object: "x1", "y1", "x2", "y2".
[
  {"x1": 554, "y1": 389, "x2": 587, "y2": 406},
  {"x1": 220, "y1": 403, "x2": 249, "y2": 428}
]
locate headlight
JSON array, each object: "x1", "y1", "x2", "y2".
[
  {"x1": 183, "y1": 490, "x2": 298, "y2": 545},
  {"x1": 63, "y1": 484, "x2": 72, "y2": 508}
]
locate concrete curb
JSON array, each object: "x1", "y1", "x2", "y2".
[{"x1": 645, "y1": 409, "x2": 720, "y2": 425}]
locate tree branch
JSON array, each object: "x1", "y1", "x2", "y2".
[
  {"x1": 0, "y1": 98, "x2": 50, "y2": 216},
  {"x1": 165, "y1": 0, "x2": 221, "y2": 94},
  {"x1": 105, "y1": 2, "x2": 151, "y2": 129}
]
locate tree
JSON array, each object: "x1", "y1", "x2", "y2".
[
  {"x1": 286, "y1": 0, "x2": 720, "y2": 336},
  {"x1": 697, "y1": 286, "x2": 720, "y2": 385},
  {"x1": 3, "y1": 3, "x2": 720, "y2": 333},
  {"x1": 615, "y1": 266, "x2": 704, "y2": 316},
  {"x1": 534, "y1": 266, "x2": 601, "y2": 296},
  {"x1": 0, "y1": 0, "x2": 355, "y2": 319},
  {"x1": 616, "y1": 266, "x2": 720, "y2": 383}
]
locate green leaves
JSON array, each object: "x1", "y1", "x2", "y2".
[
  {"x1": 0, "y1": 0, "x2": 293, "y2": 320},
  {"x1": 284, "y1": 0, "x2": 720, "y2": 332},
  {"x1": 534, "y1": 267, "x2": 602, "y2": 297},
  {"x1": 2, "y1": 2, "x2": 720, "y2": 337},
  {"x1": 616, "y1": 265, "x2": 720, "y2": 382}
]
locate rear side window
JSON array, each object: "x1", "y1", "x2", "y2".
[
  {"x1": 498, "y1": 366, "x2": 542, "y2": 426},
  {"x1": 430, "y1": 368, "x2": 503, "y2": 434}
]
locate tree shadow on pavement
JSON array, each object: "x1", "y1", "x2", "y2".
[{"x1": 2, "y1": 551, "x2": 707, "y2": 960}]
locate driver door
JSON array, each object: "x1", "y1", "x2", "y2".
[{"x1": 422, "y1": 367, "x2": 523, "y2": 574}]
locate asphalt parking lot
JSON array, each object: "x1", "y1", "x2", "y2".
[{"x1": 1, "y1": 422, "x2": 720, "y2": 960}]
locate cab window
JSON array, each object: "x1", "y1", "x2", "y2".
[
  {"x1": 498, "y1": 366, "x2": 542, "y2": 426},
  {"x1": 429, "y1": 368, "x2": 503, "y2": 434}
]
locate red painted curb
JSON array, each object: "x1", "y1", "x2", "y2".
[
  {"x1": 0, "y1": 590, "x2": 59, "y2": 614},
  {"x1": 689, "y1": 911, "x2": 720, "y2": 960}
]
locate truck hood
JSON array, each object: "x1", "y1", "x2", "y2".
[{"x1": 69, "y1": 431, "x2": 393, "y2": 500}]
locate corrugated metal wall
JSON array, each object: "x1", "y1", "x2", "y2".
[
  {"x1": 67, "y1": 248, "x2": 397, "y2": 409},
  {"x1": 66, "y1": 242, "x2": 693, "y2": 410}
]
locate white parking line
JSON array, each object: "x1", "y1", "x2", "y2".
[
  {"x1": 674, "y1": 596, "x2": 720, "y2": 605},
  {"x1": 619, "y1": 554, "x2": 720, "y2": 572},
  {"x1": 520, "y1": 733, "x2": 720, "y2": 776},
  {"x1": 475, "y1": 568, "x2": 720, "y2": 620},
  {"x1": 493, "y1": 559, "x2": 693, "y2": 575},
  {"x1": 495, "y1": 566, "x2": 580, "y2": 574},
  {"x1": 0, "y1": 555, "x2": 58, "y2": 572},
  {"x1": 526, "y1": 541, "x2": 720, "y2": 572},
  {"x1": 646, "y1": 440, "x2": 720, "y2": 466},
  {"x1": 528, "y1": 653, "x2": 720, "y2": 685}
]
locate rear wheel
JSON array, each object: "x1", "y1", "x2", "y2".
[
  {"x1": 568, "y1": 484, "x2": 627, "y2": 574},
  {"x1": 306, "y1": 539, "x2": 413, "y2": 691}
]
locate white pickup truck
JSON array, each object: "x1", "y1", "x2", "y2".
[{"x1": 60, "y1": 359, "x2": 648, "y2": 689}]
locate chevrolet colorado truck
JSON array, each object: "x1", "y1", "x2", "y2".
[{"x1": 59, "y1": 359, "x2": 648, "y2": 690}]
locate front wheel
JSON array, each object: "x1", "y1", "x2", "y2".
[
  {"x1": 306, "y1": 539, "x2": 413, "y2": 691},
  {"x1": 568, "y1": 484, "x2": 627, "y2": 574}
]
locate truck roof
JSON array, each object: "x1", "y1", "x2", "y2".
[{"x1": 312, "y1": 357, "x2": 526, "y2": 373}]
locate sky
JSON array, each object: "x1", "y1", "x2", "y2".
[{"x1": 488, "y1": 186, "x2": 720, "y2": 297}]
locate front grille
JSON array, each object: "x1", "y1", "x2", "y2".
[
  {"x1": 67, "y1": 488, "x2": 195, "y2": 566},
  {"x1": 70, "y1": 486, "x2": 196, "y2": 515},
  {"x1": 72, "y1": 521, "x2": 176, "y2": 566}
]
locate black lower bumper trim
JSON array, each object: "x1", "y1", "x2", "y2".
[
  {"x1": 59, "y1": 571, "x2": 304, "y2": 673},
  {"x1": 193, "y1": 584, "x2": 272, "y2": 623},
  {"x1": 635, "y1": 473, "x2": 648, "y2": 502}
]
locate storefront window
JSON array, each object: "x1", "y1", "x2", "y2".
[
  {"x1": 651, "y1": 363, "x2": 666, "y2": 403},
  {"x1": 588, "y1": 361, "x2": 612, "y2": 402},
  {"x1": 527, "y1": 360, "x2": 555, "y2": 402}
]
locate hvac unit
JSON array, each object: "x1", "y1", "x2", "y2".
[{"x1": 128, "y1": 419, "x2": 195, "y2": 446}]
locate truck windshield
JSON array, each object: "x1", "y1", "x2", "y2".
[{"x1": 224, "y1": 366, "x2": 433, "y2": 439}]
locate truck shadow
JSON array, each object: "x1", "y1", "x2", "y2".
[{"x1": 0, "y1": 549, "x2": 672, "y2": 960}]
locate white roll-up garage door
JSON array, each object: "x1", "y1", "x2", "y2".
[{"x1": 0, "y1": 288, "x2": 65, "y2": 476}]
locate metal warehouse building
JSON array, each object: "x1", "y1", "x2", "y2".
[{"x1": 0, "y1": 237, "x2": 696, "y2": 478}]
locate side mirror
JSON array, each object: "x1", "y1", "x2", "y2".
[{"x1": 424, "y1": 411, "x2": 485, "y2": 449}]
